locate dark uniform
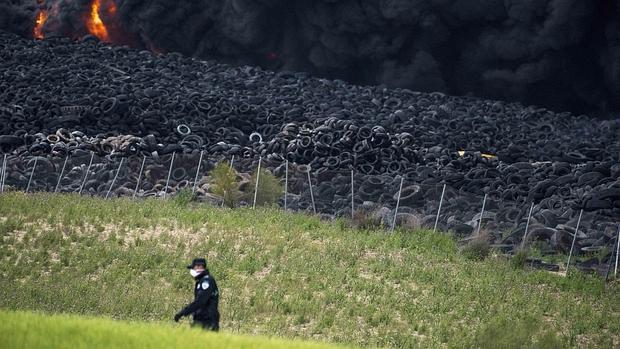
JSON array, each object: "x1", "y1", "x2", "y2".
[{"x1": 174, "y1": 259, "x2": 220, "y2": 331}]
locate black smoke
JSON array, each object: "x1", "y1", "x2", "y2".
[
  {"x1": 2, "y1": 0, "x2": 619, "y2": 116},
  {"x1": 0, "y1": 0, "x2": 35, "y2": 37}
]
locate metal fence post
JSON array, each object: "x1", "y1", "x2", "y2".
[
  {"x1": 390, "y1": 176, "x2": 404, "y2": 233},
  {"x1": 230, "y1": 155, "x2": 235, "y2": 169},
  {"x1": 0, "y1": 154, "x2": 7, "y2": 193},
  {"x1": 615, "y1": 225, "x2": 620, "y2": 278},
  {"x1": 284, "y1": 160, "x2": 288, "y2": 211},
  {"x1": 521, "y1": 202, "x2": 535, "y2": 249},
  {"x1": 307, "y1": 167, "x2": 316, "y2": 214},
  {"x1": 25, "y1": 157, "x2": 38, "y2": 193},
  {"x1": 163, "y1": 152, "x2": 175, "y2": 199},
  {"x1": 351, "y1": 170, "x2": 355, "y2": 220},
  {"x1": 106, "y1": 158, "x2": 124, "y2": 199},
  {"x1": 54, "y1": 155, "x2": 69, "y2": 193},
  {"x1": 433, "y1": 183, "x2": 446, "y2": 233},
  {"x1": 192, "y1": 150, "x2": 204, "y2": 194},
  {"x1": 566, "y1": 209, "x2": 584, "y2": 273},
  {"x1": 78, "y1": 152, "x2": 94, "y2": 195},
  {"x1": 253, "y1": 156, "x2": 262, "y2": 209},
  {"x1": 475, "y1": 193, "x2": 488, "y2": 236},
  {"x1": 133, "y1": 155, "x2": 146, "y2": 199}
]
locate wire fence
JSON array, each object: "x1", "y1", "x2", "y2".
[{"x1": 1, "y1": 151, "x2": 619, "y2": 278}]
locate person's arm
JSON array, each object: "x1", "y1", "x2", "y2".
[
  {"x1": 175, "y1": 291, "x2": 209, "y2": 319},
  {"x1": 175, "y1": 279, "x2": 213, "y2": 320}
]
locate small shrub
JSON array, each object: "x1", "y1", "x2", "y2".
[
  {"x1": 336, "y1": 218, "x2": 349, "y2": 232},
  {"x1": 173, "y1": 188, "x2": 195, "y2": 207},
  {"x1": 460, "y1": 236, "x2": 491, "y2": 261},
  {"x1": 529, "y1": 241, "x2": 546, "y2": 258},
  {"x1": 351, "y1": 208, "x2": 382, "y2": 230},
  {"x1": 244, "y1": 167, "x2": 283, "y2": 206},
  {"x1": 399, "y1": 213, "x2": 423, "y2": 231},
  {"x1": 595, "y1": 246, "x2": 610, "y2": 264},
  {"x1": 512, "y1": 248, "x2": 529, "y2": 269},
  {"x1": 210, "y1": 161, "x2": 240, "y2": 208}
]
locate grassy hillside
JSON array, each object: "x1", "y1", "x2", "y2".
[
  {"x1": 0, "y1": 192, "x2": 618, "y2": 348},
  {"x1": 0, "y1": 310, "x2": 348, "y2": 349}
]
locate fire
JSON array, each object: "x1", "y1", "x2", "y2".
[
  {"x1": 86, "y1": 0, "x2": 111, "y2": 42},
  {"x1": 34, "y1": 10, "x2": 47, "y2": 39},
  {"x1": 108, "y1": 1, "x2": 117, "y2": 16},
  {"x1": 31, "y1": 0, "x2": 143, "y2": 50}
]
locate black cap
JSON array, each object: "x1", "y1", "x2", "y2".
[{"x1": 186, "y1": 258, "x2": 207, "y2": 269}]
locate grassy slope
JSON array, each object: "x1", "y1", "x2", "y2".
[
  {"x1": 0, "y1": 192, "x2": 618, "y2": 348},
  {"x1": 0, "y1": 310, "x2": 347, "y2": 349}
]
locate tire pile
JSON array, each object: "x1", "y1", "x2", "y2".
[{"x1": 1, "y1": 31, "x2": 618, "y2": 268}]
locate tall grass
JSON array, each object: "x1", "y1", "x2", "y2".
[
  {"x1": 0, "y1": 192, "x2": 618, "y2": 348},
  {"x1": 0, "y1": 310, "x2": 349, "y2": 349}
]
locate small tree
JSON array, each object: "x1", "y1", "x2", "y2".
[
  {"x1": 460, "y1": 232, "x2": 491, "y2": 261},
  {"x1": 210, "y1": 161, "x2": 240, "y2": 208},
  {"x1": 244, "y1": 167, "x2": 283, "y2": 207}
]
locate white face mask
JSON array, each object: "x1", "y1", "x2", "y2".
[{"x1": 189, "y1": 269, "x2": 202, "y2": 278}]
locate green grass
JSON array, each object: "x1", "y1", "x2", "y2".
[
  {"x1": 0, "y1": 192, "x2": 618, "y2": 348},
  {"x1": 0, "y1": 310, "x2": 347, "y2": 349}
]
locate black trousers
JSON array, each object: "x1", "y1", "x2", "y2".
[{"x1": 192, "y1": 320, "x2": 219, "y2": 331}]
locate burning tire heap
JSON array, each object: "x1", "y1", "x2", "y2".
[{"x1": 1, "y1": 31, "x2": 619, "y2": 268}]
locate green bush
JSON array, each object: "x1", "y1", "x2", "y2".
[
  {"x1": 595, "y1": 246, "x2": 610, "y2": 264},
  {"x1": 512, "y1": 248, "x2": 529, "y2": 269},
  {"x1": 210, "y1": 161, "x2": 240, "y2": 208},
  {"x1": 173, "y1": 188, "x2": 195, "y2": 207},
  {"x1": 460, "y1": 236, "x2": 491, "y2": 261},
  {"x1": 244, "y1": 167, "x2": 283, "y2": 207}
]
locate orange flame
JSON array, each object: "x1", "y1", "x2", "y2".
[
  {"x1": 86, "y1": 0, "x2": 110, "y2": 42},
  {"x1": 34, "y1": 10, "x2": 47, "y2": 39},
  {"x1": 108, "y1": 1, "x2": 117, "y2": 16}
]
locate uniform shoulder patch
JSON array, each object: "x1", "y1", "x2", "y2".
[{"x1": 201, "y1": 280, "x2": 210, "y2": 290}]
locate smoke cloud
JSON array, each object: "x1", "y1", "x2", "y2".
[{"x1": 2, "y1": 0, "x2": 619, "y2": 115}]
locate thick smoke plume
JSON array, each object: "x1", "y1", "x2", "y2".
[{"x1": 2, "y1": 0, "x2": 619, "y2": 115}]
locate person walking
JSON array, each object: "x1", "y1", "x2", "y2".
[{"x1": 174, "y1": 258, "x2": 220, "y2": 331}]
